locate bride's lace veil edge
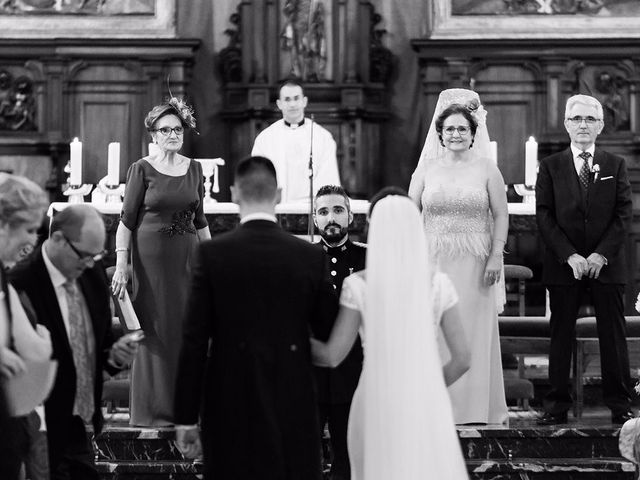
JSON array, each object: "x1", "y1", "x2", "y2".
[{"x1": 362, "y1": 196, "x2": 449, "y2": 478}]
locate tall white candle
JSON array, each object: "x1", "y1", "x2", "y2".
[
  {"x1": 489, "y1": 141, "x2": 498, "y2": 164},
  {"x1": 107, "y1": 142, "x2": 120, "y2": 186},
  {"x1": 69, "y1": 137, "x2": 82, "y2": 185},
  {"x1": 148, "y1": 143, "x2": 160, "y2": 157},
  {"x1": 525, "y1": 136, "x2": 538, "y2": 186}
]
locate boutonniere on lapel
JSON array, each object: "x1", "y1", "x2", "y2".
[{"x1": 590, "y1": 164, "x2": 600, "y2": 183}]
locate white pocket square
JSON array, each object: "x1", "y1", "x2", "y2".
[{"x1": 599, "y1": 176, "x2": 613, "y2": 181}]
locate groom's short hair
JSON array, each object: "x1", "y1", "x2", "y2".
[{"x1": 234, "y1": 156, "x2": 278, "y2": 203}]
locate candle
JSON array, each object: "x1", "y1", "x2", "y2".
[
  {"x1": 148, "y1": 143, "x2": 160, "y2": 157},
  {"x1": 107, "y1": 142, "x2": 120, "y2": 186},
  {"x1": 525, "y1": 136, "x2": 538, "y2": 187},
  {"x1": 489, "y1": 141, "x2": 498, "y2": 164},
  {"x1": 69, "y1": 137, "x2": 82, "y2": 185}
]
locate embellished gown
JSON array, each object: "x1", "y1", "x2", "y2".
[
  {"x1": 418, "y1": 156, "x2": 508, "y2": 425},
  {"x1": 121, "y1": 159, "x2": 207, "y2": 426}
]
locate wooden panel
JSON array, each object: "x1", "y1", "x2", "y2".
[{"x1": 78, "y1": 99, "x2": 133, "y2": 184}]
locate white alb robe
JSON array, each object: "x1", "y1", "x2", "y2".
[{"x1": 251, "y1": 118, "x2": 340, "y2": 202}]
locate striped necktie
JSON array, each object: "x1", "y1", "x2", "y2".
[{"x1": 62, "y1": 280, "x2": 95, "y2": 423}]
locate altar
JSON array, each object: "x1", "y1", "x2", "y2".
[{"x1": 48, "y1": 200, "x2": 536, "y2": 238}]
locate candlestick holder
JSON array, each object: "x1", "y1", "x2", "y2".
[
  {"x1": 63, "y1": 183, "x2": 93, "y2": 203},
  {"x1": 96, "y1": 176, "x2": 125, "y2": 203},
  {"x1": 195, "y1": 158, "x2": 226, "y2": 203},
  {"x1": 514, "y1": 184, "x2": 536, "y2": 205}
]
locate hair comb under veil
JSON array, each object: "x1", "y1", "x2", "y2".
[{"x1": 362, "y1": 196, "x2": 467, "y2": 479}]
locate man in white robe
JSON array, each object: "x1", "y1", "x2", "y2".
[{"x1": 251, "y1": 80, "x2": 340, "y2": 203}]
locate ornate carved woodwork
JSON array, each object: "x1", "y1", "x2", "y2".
[
  {"x1": 0, "y1": 38, "x2": 198, "y2": 200},
  {"x1": 219, "y1": 0, "x2": 392, "y2": 199}
]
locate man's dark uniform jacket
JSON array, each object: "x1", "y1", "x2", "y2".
[
  {"x1": 9, "y1": 247, "x2": 118, "y2": 469},
  {"x1": 314, "y1": 239, "x2": 367, "y2": 404}
]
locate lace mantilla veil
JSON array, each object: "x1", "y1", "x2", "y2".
[
  {"x1": 415, "y1": 88, "x2": 491, "y2": 171},
  {"x1": 362, "y1": 196, "x2": 466, "y2": 479}
]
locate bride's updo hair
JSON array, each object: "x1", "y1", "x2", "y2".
[{"x1": 434, "y1": 104, "x2": 479, "y2": 139}]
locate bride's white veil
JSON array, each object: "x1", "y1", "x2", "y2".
[
  {"x1": 414, "y1": 88, "x2": 492, "y2": 176},
  {"x1": 363, "y1": 196, "x2": 466, "y2": 479}
]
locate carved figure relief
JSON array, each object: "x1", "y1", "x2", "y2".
[
  {"x1": 369, "y1": 8, "x2": 392, "y2": 84},
  {"x1": 0, "y1": 0, "x2": 155, "y2": 15},
  {"x1": 219, "y1": 7, "x2": 242, "y2": 84},
  {"x1": 280, "y1": 0, "x2": 327, "y2": 82},
  {"x1": 571, "y1": 63, "x2": 630, "y2": 133},
  {"x1": 453, "y1": 0, "x2": 640, "y2": 15},
  {"x1": 0, "y1": 70, "x2": 36, "y2": 131}
]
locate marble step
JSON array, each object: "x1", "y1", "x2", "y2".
[
  {"x1": 459, "y1": 425, "x2": 624, "y2": 460},
  {"x1": 95, "y1": 458, "x2": 635, "y2": 479},
  {"x1": 96, "y1": 460, "x2": 201, "y2": 479},
  {"x1": 467, "y1": 458, "x2": 635, "y2": 479},
  {"x1": 96, "y1": 425, "x2": 626, "y2": 462}
]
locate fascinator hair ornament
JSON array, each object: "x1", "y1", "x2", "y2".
[{"x1": 168, "y1": 96, "x2": 198, "y2": 132}]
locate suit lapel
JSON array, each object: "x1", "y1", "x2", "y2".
[
  {"x1": 560, "y1": 148, "x2": 585, "y2": 214},
  {"x1": 586, "y1": 148, "x2": 607, "y2": 215},
  {"x1": 33, "y1": 251, "x2": 73, "y2": 357}
]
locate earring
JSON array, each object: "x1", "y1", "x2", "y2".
[
  {"x1": 469, "y1": 138, "x2": 474, "y2": 149},
  {"x1": 439, "y1": 135, "x2": 445, "y2": 147}
]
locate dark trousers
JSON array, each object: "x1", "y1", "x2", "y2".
[
  {"x1": 50, "y1": 416, "x2": 99, "y2": 480},
  {"x1": 318, "y1": 402, "x2": 351, "y2": 480},
  {"x1": 544, "y1": 281, "x2": 631, "y2": 415},
  {"x1": 0, "y1": 410, "x2": 49, "y2": 480}
]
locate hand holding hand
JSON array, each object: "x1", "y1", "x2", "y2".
[
  {"x1": 176, "y1": 427, "x2": 202, "y2": 459},
  {"x1": 586, "y1": 253, "x2": 606, "y2": 279},
  {"x1": 0, "y1": 347, "x2": 27, "y2": 379},
  {"x1": 111, "y1": 266, "x2": 129, "y2": 299},
  {"x1": 110, "y1": 332, "x2": 142, "y2": 367},
  {"x1": 567, "y1": 253, "x2": 588, "y2": 280},
  {"x1": 484, "y1": 254, "x2": 502, "y2": 286}
]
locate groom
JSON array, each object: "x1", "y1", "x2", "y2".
[
  {"x1": 174, "y1": 156, "x2": 338, "y2": 479},
  {"x1": 536, "y1": 94, "x2": 633, "y2": 425}
]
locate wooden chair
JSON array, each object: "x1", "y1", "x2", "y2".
[
  {"x1": 499, "y1": 265, "x2": 540, "y2": 408},
  {"x1": 573, "y1": 315, "x2": 640, "y2": 418}
]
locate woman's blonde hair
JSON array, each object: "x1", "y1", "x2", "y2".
[{"x1": 0, "y1": 173, "x2": 48, "y2": 227}]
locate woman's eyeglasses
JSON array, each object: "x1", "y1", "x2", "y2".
[
  {"x1": 443, "y1": 126, "x2": 470, "y2": 136},
  {"x1": 63, "y1": 235, "x2": 106, "y2": 262},
  {"x1": 153, "y1": 126, "x2": 184, "y2": 136},
  {"x1": 567, "y1": 116, "x2": 600, "y2": 125}
]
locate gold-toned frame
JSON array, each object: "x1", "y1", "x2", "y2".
[
  {"x1": 0, "y1": 0, "x2": 176, "y2": 39},
  {"x1": 428, "y1": 0, "x2": 640, "y2": 39}
]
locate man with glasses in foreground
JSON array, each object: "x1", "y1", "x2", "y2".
[
  {"x1": 10, "y1": 204, "x2": 140, "y2": 479},
  {"x1": 536, "y1": 94, "x2": 634, "y2": 425}
]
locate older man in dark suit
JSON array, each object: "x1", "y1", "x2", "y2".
[
  {"x1": 9, "y1": 205, "x2": 139, "y2": 480},
  {"x1": 536, "y1": 94, "x2": 633, "y2": 425},
  {"x1": 174, "y1": 156, "x2": 337, "y2": 480}
]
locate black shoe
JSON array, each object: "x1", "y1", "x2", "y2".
[
  {"x1": 612, "y1": 410, "x2": 635, "y2": 424},
  {"x1": 537, "y1": 412, "x2": 568, "y2": 425}
]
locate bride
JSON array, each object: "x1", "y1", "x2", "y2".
[{"x1": 311, "y1": 194, "x2": 469, "y2": 479}]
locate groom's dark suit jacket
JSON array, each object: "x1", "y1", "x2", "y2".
[
  {"x1": 174, "y1": 219, "x2": 337, "y2": 480},
  {"x1": 536, "y1": 147, "x2": 631, "y2": 285},
  {"x1": 9, "y1": 247, "x2": 117, "y2": 469}
]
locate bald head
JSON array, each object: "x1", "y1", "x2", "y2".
[{"x1": 46, "y1": 205, "x2": 106, "y2": 280}]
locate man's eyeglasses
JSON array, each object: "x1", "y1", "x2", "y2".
[
  {"x1": 153, "y1": 126, "x2": 184, "y2": 136},
  {"x1": 63, "y1": 235, "x2": 106, "y2": 262},
  {"x1": 443, "y1": 126, "x2": 470, "y2": 136},
  {"x1": 567, "y1": 116, "x2": 601, "y2": 125}
]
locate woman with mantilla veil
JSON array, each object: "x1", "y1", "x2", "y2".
[
  {"x1": 409, "y1": 88, "x2": 509, "y2": 425},
  {"x1": 311, "y1": 194, "x2": 470, "y2": 479}
]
